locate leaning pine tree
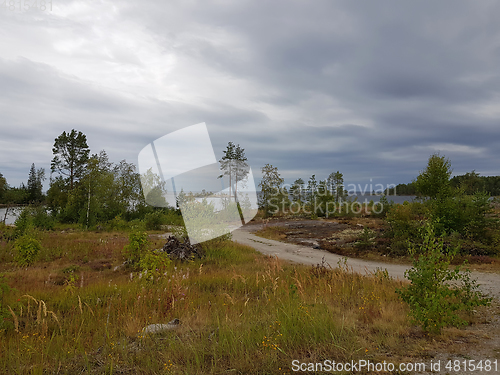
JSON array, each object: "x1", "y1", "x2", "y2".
[{"x1": 219, "y1": 142, "x2": 249, "y2": 202}]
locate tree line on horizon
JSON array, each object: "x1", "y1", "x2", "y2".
[
  {"x1": 385, "y1": 171, "x2": 500, "y2": 196},
  {"x1": 258, "y1": 164, "x2": 348, "y2": 217},
  {"x1": 0, "y1": 130, "x2": 155, "y2": 227},
  {"x1": 0, "y1": 164, "x2": 45, "y2": 206},
  {"x1": 2, "y1": 129, "x2": 500, "y2": 224},
  {"x1": 0, "y1": 131, "x2": 257, "y2": 229}
]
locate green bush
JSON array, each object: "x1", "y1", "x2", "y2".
[
  {"x1": 430, "y1": 191, "x2": 494, "y2": 239},
  {"x1": 123, "y1": 231, "x2": 149, "y2": 265},
  {"x1": 371, "y1": 195, "x2": 393, "y2": 218},
  {"x1": 128, "y1": 218, "x2": 146, "y2": 231},
  {"x1": 144, "y1": 211, "x2": 163, "y2": 230},
  {"x1": 32, "y1": 206, "x2": 54, "y2": 230},
  {"x1": 14, "y1": 206, "x2": 53, "y2": 237},
  {"x1": 162, "y1": 209, "x2": 184, "y2": 226},
  {"x1": 385, "y1": 192, "x2": 498, "y2": 257},
  {"x1": 385, "y1": 202, "x2": 427, "y2": 255},
  {"x1": 355, "y1": 227, "x2": 376, "y2": 250},
  {"x1": 14, "y1": 208, "x2": 33, "y2": 237},
  {"x1": 107, "y1": 215, "x2": 130, "y2": 231},
  {"x1": 396, "y1": 223, "x2": 491, "y2": 334},
  {"x1": 139, "y1": 250, "x2": 172, "y2": 284},
  {"x1": 14, "y1": 232, "x2": 42, "y2": 266},
  {"x1": 0, "y1": 223, "x2": 15, "y2": 242}
]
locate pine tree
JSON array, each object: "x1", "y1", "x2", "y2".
[
  {"x1": 219, "y1": 142, "x2": 236, "y2": 201},
  {"x1": 232, "y1": 144, "x2": 249, "y2": 202},
  {"x1": 332, "y1": 171, "x2": 345, "y2": 202},
  {"x1": 0, "y1": 172, "x2": 7, "y2": 203},
  {"x1": 219, "y1": 142, "x2": 249, "y2": 202},
  {"x1": 307, "y1": 175, "x2": 317, "y2": 204},
  {"x1": 290, "y1": 178, "x2": 305, "y2": 202},
  {"x1": 26, "y1": 163, "x2": 45, "y2": 203},
  {"x1": 258, "y1": 164, "x2": 284, "y2": 216},
  {"x1": 51, "y1": 129, "x2": 90, "y2": 190}
]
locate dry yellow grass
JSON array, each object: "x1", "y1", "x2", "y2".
[{"x1": 0, "y1": 228, "x2": 485, "y2": 374}]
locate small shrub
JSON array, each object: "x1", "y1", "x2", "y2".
[
  {"x1": 355, "y1": 227, "x2": 376, "y2": 250},
  {"x1": 385, "y1": 202, "x2": 427, "y2": 254},
  {"x1": 163, "y1": 209, "x2": 184, "y2": 226},
  {"x1": 371, "y1": 195, "x2": 393, "y2": 218},
  {"x1": 0, "y1": 223, "x2": 15, "y2": 242},
  {"x1": 107, "y1": 215, "x2": 130, "y2": 231},
  {"x1": 63, "y1": 272, "x2": 79, "y2": 295},
  {"x1": 62, "y1": 265, "x2": 80, "y2": 274},
  {"x1": 32, "y1": 206, "x2": 54, "y2": 231},
  {"x1": 139, "y1": 250, "x2": 172, "y2": 284},
  {"x1": 14, "y1": 208, "x2": 32, "y2": 237},
  {"x1": 123, "y1": 231, "x2": 149, "y2": 265},
  {"x1": 14, "y1": 206, "x2": 53, "y2": 237},
  {"x1": 429, "y1": 191, "x2": 495, "y2": 239},
  {"x1": 128, "y1": 218, "x2": 146, "y2": 231},
  {"x1": 396, "y1": 222, "x2": 491, "y2": 334},
  {"x1": 14, "y1": 232, "x2": 42, "y2": 266},
  {"x1": 144, "y1": 211, "x2": 164, "y2": 230}
]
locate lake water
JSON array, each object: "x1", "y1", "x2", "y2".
[
  {"x1": 351, "y1": 194, "x2": 416, "y2": 205},
  {"x1": 0, "y1": 207, "x2": 23, "y2": 225}
]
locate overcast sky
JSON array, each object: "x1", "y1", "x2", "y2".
[{"x1": 1, "y1": 0, "x2": 500, "y2": 192}]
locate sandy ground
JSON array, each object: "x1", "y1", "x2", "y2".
[{"x1": 232, "y1": 222, "x2": 500, "y2": 373}]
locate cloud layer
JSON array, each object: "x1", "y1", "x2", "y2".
[{"x1": 1, "y1": 0, "x2": 500, "y2": 189}]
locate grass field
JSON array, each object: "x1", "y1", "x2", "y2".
[{"x1": 0, "y1": 227, "x2": 486, "y2": 374}]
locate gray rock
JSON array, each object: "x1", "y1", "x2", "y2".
[
  {"x1": 141, "y1": 318, "x2": 180, "y2": 335},
  {"x1": 113, "y1": 262, "x2": 126, "y2": 272}
]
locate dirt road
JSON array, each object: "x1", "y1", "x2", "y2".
[{"x1": 232, "y1": 223, "x2": 500, "y2": 300}]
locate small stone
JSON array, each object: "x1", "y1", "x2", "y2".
[
  {"x1": 113, "y1": 262, "x2": 126, "y2": 272},
  {"x1": 141, "y1": 319, "x2": 180, "y2": 335}
]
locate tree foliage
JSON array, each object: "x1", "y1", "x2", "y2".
[
  {"x1": 26, "y1": 163, "x2": 45, "y2": 204},
  {"x1": 258, "y1": 164, "x2": 285, "y2": 216},
  {"x1": 384, "y1": 182, "x2": 417, "y2": 196},
  {"x1": 14, "y1": 232, "x2": 42, "y2": 267},
  {"x1": 306, "y1": 175, "x2": 317, "y2": 205},
  {"x1": 387, "y1": 154, "x2": 498, "y2": 256},
  {"x1": 49, "y1": 146, "x2": 147, "y2": 225},
  {"x1": 51, "y1": 129, "x2": 90, "y2": 191},
  {"x1": 327, "y1": 171, "x2": 346, "y2": 202},
  {"x1": 414, "y1": 153, "x2": 452, "y2": 199},
  {"x1": 290, "y1": 178, "x2": 305, "y2": 202},
  {"x1": 219, "y1": 142, "x2": 249, "y2": 202},
  {"x1": 396, "y1": 222, "x2": 491, "y2": 333},
  {"x1": 0, "y1": 173, "x2": 7, "y2": 203}
]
